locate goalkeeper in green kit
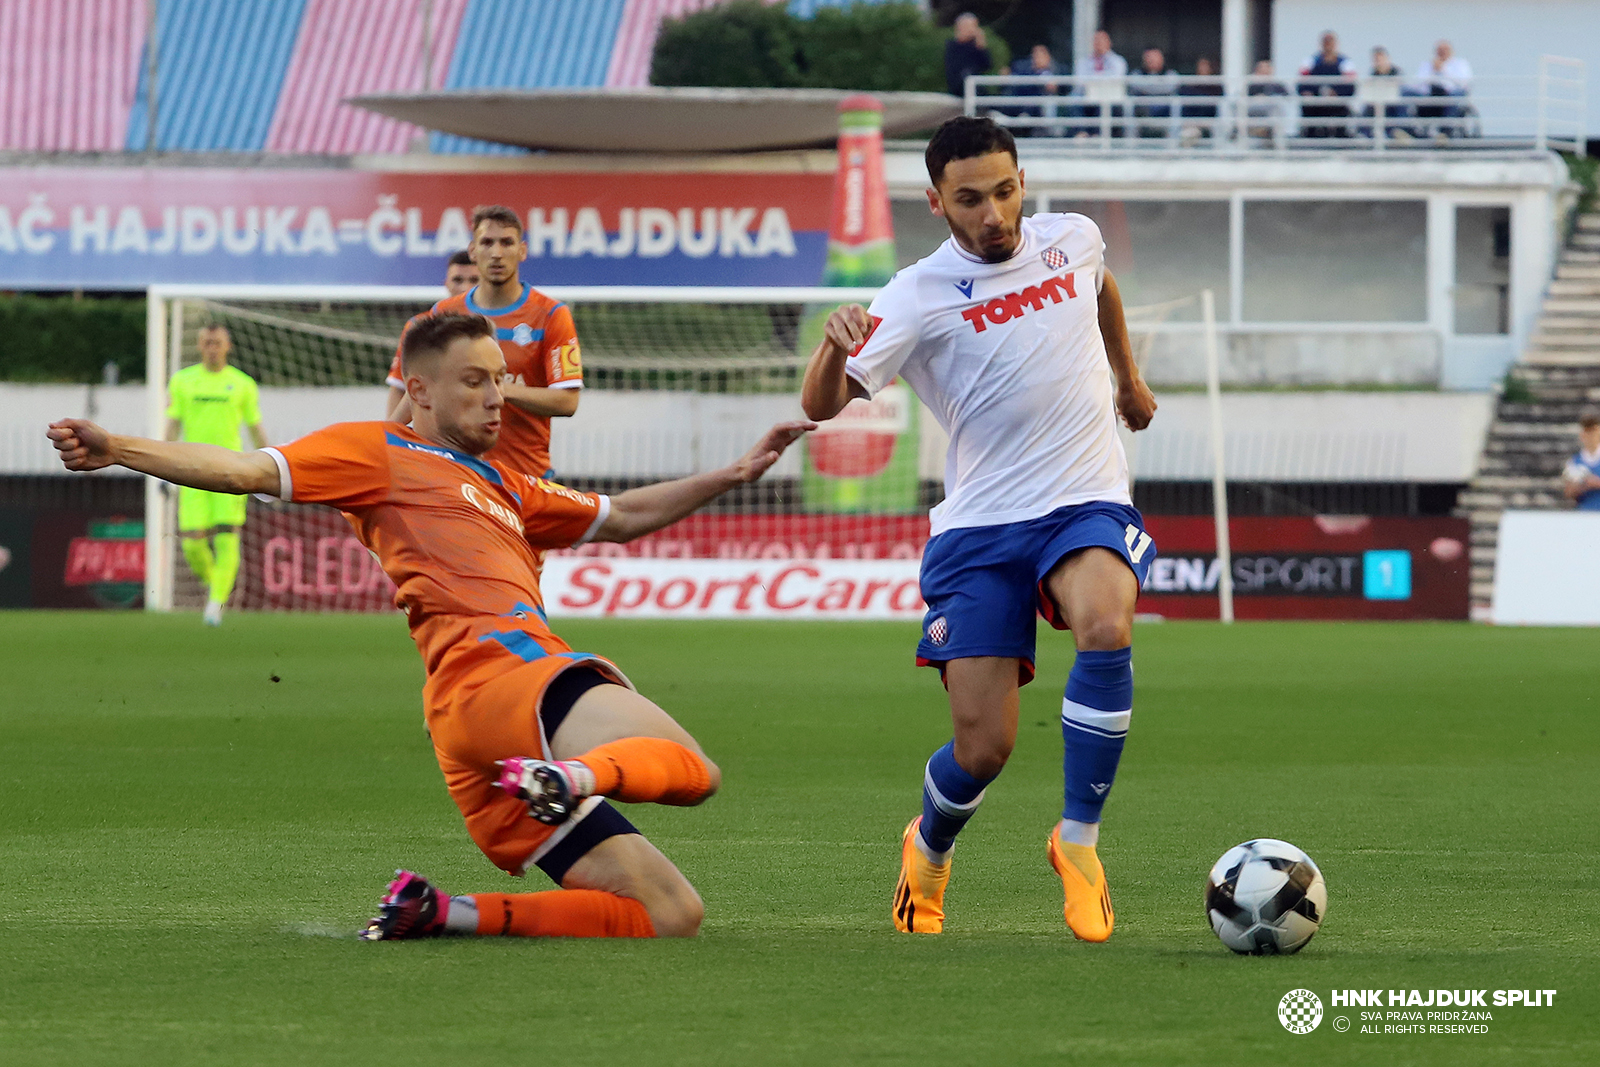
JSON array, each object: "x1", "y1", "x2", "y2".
[{"x1": 165, "y1": 323, "x2": 267, "y2": 625}]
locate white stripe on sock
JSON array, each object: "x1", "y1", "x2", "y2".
[
  {"x1": 912, "y1": 831, "x2": 953, "y2": 866},
  {"x1": 443, "y1": 895, "x2": 479, "y2": 934},
  {"x1": 1061, "y1": 699, "x2": 1131, "y2": 737},
  {"x1": 923, "y1": 764, "x2": 987, "y2": 817}
]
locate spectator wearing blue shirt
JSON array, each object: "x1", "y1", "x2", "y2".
[
  {"x1": 1562, "y1": 411, "x2": 1600, "y2": 511},
  {"x1": 945, "y1": 13, "x2": 992, "y2": 97},
  {"x1": 1298, "y1": 31, "x2": 1356, "y2": 137},
  {"x1": 1009, "y1": 44, "x2": 1064, "y2": 136}
]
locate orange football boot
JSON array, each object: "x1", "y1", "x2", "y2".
[
  {"x1": 893, "y1": 817, "x2": 951, "y2": 934},
  {"x1": 1047, "y1": 832, "x2": 1114, "y2": 942}
]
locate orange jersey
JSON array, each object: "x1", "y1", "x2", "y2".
[
  {"x1": 262, "y1": 421, "x2": 606, "y2": 682},
  {"x1": 385, "y1": 284, "x2": 583, "y2": 477}
]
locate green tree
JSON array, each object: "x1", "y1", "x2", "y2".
[
  {"x1": 651, "y1": 1, "x2": 804, "y2": 89},
  {"x1": 798, "y1": 4, "x2": 946, "y2": 93},
  {"x1": 650, "y1": 1, "x2": 1004, "y2": 94}
]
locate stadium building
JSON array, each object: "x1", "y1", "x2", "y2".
[{"x1": 1, "y1": 0, "x2": 1596, "y2": 622}]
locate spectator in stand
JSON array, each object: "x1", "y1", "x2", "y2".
[
  {"x1": 1364, "y1": 46, "x2": 1409, "y2": 140},
  {"x1": 1410, "y1": 39, "x2": 1473, "y2": 139},
  {"x1": 1562, "y1": 410, "x2": 1600, "y2": 511},
  {"x1": 1178, "y1": 56, "x2": 1224, "y2": 141},
  {"x1": 1009, "y1": 44, "x2": 1064, "y2": 137},
  {"x1": 945, "y1": 13, "x2": 992, "y2": 98},
  {"x1": 1247, "y1": 58, "x2": 1289, "y2": 140},
  {"x1": 1298, "y1": 31, "x2": 1357, "y2": 138},
  {"x1": 1128, "y1": 47, "x2": 1176, "y2": 138},
  {"x1": 1072, "y1": 30, "x2": 1128, "y2": 138},
  {"x1": 1080, "y1": 29, "x2": 1128, "y2": 79}
]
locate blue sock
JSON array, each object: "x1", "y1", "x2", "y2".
[
  {"x1": 918, "y1": 741, "x2": 994, "y2": 856},
  {"x1": 1061, "y1": 647, "x2": 1133, "y2": 824}
]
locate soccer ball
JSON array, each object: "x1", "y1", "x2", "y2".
[{"x1": 1204, "y1": 839, "x2": 1326, "y2": 955}]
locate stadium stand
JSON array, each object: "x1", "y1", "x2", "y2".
[
  {"x1": 1461, "y1": 211, "x2": 1600, "y2": 616},
  {"x1": 0, "y1": 0, "x2": 890, "y2": 155},
  {"x1": 266, "y1": 0, "x2": 470, "y2": 154},
  {"x1": 0, "y1": 0, "x2": 143, "y2": 152},
  {"x1": 125, "y1": 0, "x2": 312, "y2": 152}
]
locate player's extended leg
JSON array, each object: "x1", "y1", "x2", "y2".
[
  {"x1": 1041, "y1": 546, "x2": 1139, "y2": 942},
  {"x1": 364, "y1": 672, "x2": 715, "y2": 942},
  {"x1": 895, "y1": 656, "x2": 1020, "y2": 934},
  {"x1": 361, "y1": 832, "x2": 701, "y2": 942},
  {"x1": 497, "y1": 680, "x2": 721, "y2": 820}
]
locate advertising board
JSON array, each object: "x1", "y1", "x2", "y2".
[{"x1": 0, "y1": 169, "x2": 831, "y2": 289}]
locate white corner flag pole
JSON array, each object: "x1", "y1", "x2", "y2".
[{"x1": 1201, "y1": 289, "x2": 1234, "y2": 623}]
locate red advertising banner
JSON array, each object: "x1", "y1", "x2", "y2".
[
  {"x1": 63, "y1": 537, "x2": 144, "y2": 585},
  {"x1": 0, "y1": 168, "x2": 832, "y2": 290}
]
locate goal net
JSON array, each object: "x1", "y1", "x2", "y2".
[{"x1": 142, "y1": 285, "x2": 1210, "y2": 619}]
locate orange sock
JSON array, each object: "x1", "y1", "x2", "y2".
[
  {"x1": 576, "y1": 737, "x2": 713, "y2": 805},
  {"x1": 470, "y1": 890, "x2": 656, "y2": 938}
]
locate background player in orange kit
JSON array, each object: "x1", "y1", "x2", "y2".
[
  {"x1": 386, "y1": 206, "x2": 580, "y2": 479},
  {"x1": 48, "y1": 312, "x2": 814, "y2": 942},
  {"x1": 385, "y1": 249, "x2": 478, "y2": 421}
]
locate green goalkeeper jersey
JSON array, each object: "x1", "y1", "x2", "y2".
[{"x1": 167, "y1": 364, "x2": 261, "y2": 450}]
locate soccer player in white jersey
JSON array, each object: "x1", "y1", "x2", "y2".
[{"x1": 801, "y1": 116, "x2": 1158, "y2": 941}]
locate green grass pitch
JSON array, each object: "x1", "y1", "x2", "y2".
[{"x1": 1, "y1": 612, "x2": 1596, "y2": 1066}]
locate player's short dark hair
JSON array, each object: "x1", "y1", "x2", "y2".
[
  {"x1": 196, "y1": 321, "x2": 230, "y2": 338},
  {"x1": 472, "y1": 205, "x2": 523, "y2": 237},
  {"x1": 401, "y1": 312, "x2": 494, "y2": 374},
  {"x1": 447, "y1": 248, "x2": 474, "y2": 267},
  {"x1": 925, "y1": 115, "x2": 1017, "y2": 186},
  {"x1": 1580, "y1": 408, "x2": 1600, "y2": 429}
]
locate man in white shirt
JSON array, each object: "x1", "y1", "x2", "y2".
[
  {"x1": 1074, "y1": 30, "x2": 1128, "y2": 136},
  {"x1": 1410, "y1": 40, "x2": 1473, "y2": 138},
  {"x1": 801, "y1": 116, "x2": 1158, "y2": 942},
  {"x1": 1080, "y1": 29, "x2": 1128, "y2": 79}
]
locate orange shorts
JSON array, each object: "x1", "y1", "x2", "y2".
[{"x1": 421, "y1": 626, "x2": 630, "y2": 876}]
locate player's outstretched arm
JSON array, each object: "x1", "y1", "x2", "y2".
[
  {"x1": 801, "y1": 304, "x2": 872, "y2": 421},
  {"x1": 48, "y1": 418, "x2": 280, "y2": 496},
  {"x1": 593, "y1": 420, "x2": 814, "y2": 543},
  {"x1": 1098, "y1": 269, "x2": 1157, "y2": 431}
]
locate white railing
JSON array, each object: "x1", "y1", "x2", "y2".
[{"x1": 964, "y1": 57, "x2": 1585, "y2": 155}]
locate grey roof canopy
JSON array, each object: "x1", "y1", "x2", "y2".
[{"x1": 348, "y1": 87, "x2": 962, "y2": 153}]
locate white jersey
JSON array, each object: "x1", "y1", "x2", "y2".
[{"x1": 844, "y1": 212, "x2": 1129, "y2": 536}]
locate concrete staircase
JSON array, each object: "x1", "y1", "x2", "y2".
[{"x1": 1461, "y1": 211, "x2": 1600, "y2": 616}]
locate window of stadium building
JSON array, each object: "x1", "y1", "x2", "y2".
[
  {"x1": 1455, "y1": 206, "x2": 1511, "y2": 335},
  {"x1": 1243, "y1": 200, "x2": 1427, "y2": 323},
  {"x1": 891, "y1": 198, "x2": 1230, "y2": 319}
]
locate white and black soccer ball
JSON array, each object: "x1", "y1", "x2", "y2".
[{"x1": 1204, "y1": 839, "x2": 1326, "y2": 955}]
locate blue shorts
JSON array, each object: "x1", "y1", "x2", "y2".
[{"x1": 915, "y1": 501, "x2": 1155, "y2": 685}]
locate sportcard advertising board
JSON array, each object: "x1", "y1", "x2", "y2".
[
  {"x1": 208, "y1": 508, "x2": 1467, "y2": 621},
  {"x1": 0, "y1": 168, "x2": 831, "y2": 289}
]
